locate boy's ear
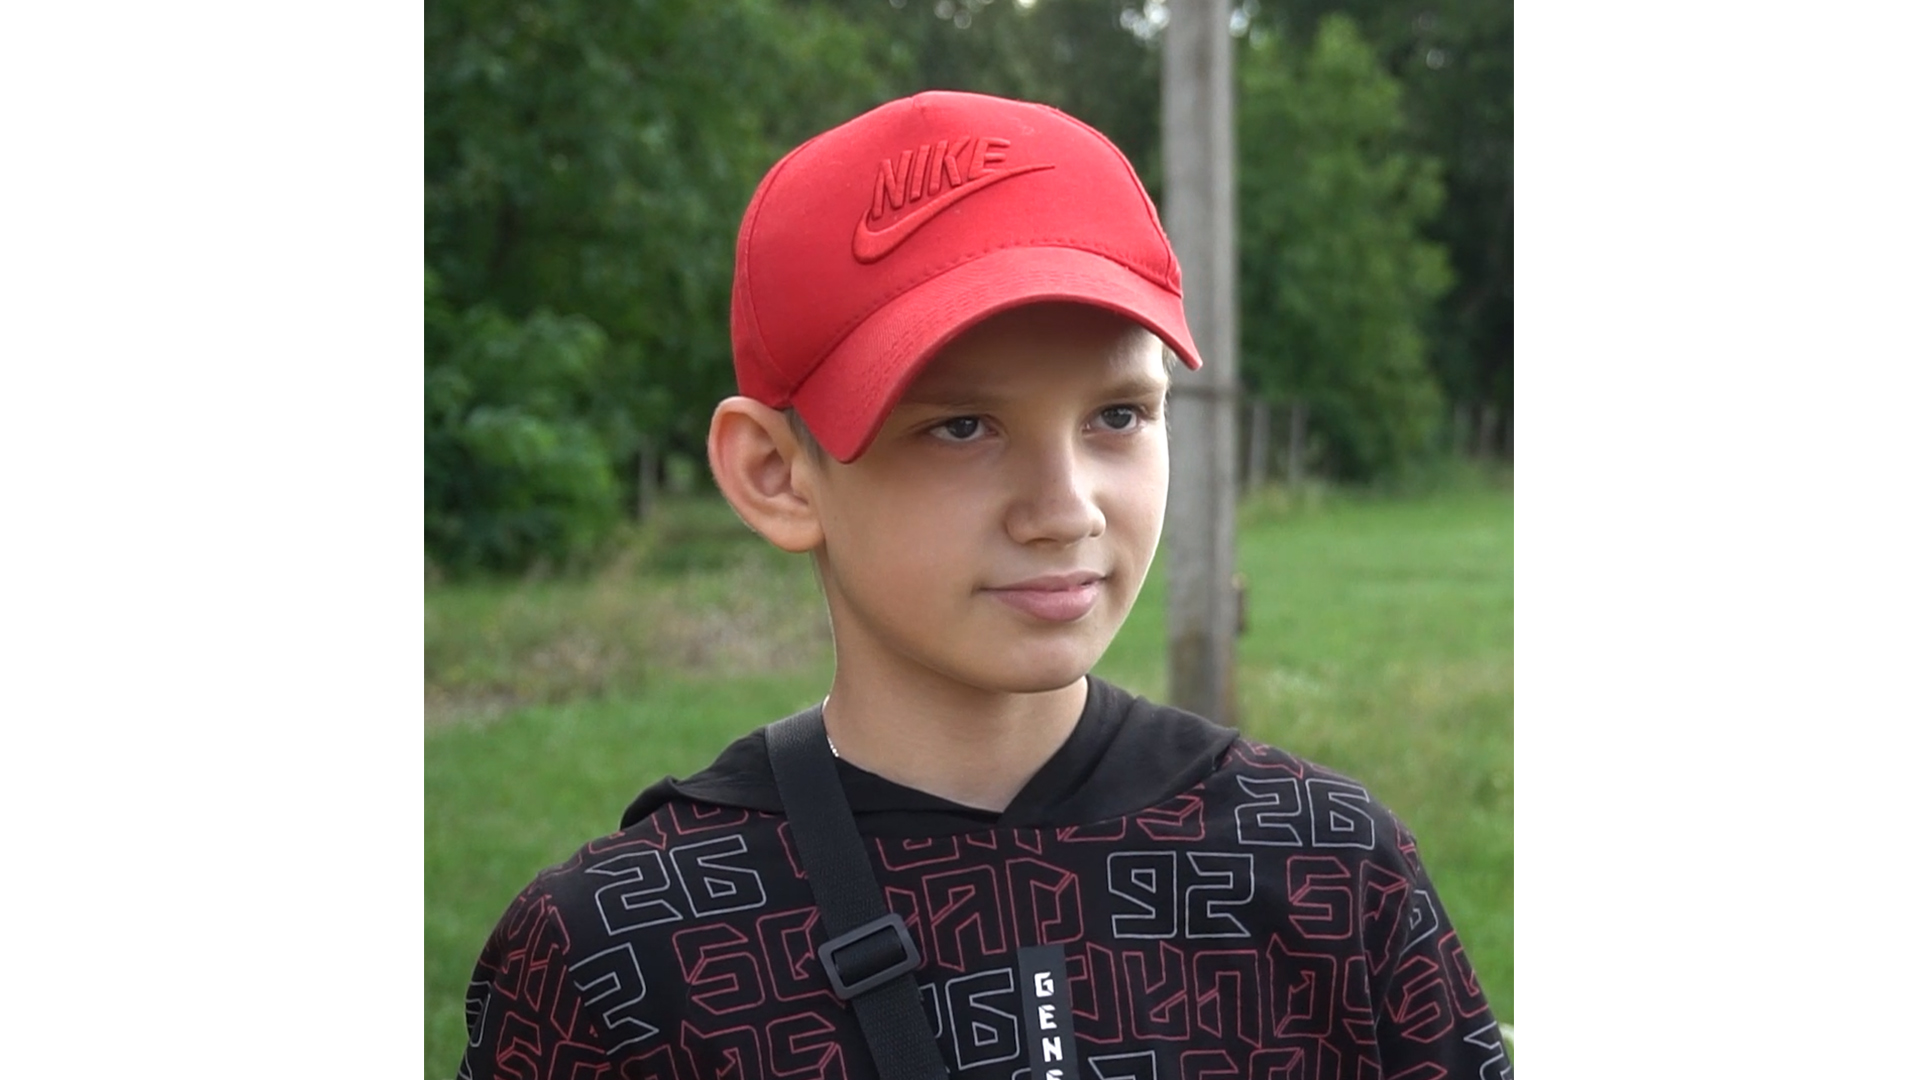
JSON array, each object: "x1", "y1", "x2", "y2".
[{"x1": 707, "y1": 397, "x2": 824, "y2": 554}]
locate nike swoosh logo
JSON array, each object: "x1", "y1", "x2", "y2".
[{"x1": 852, "y1": 163, "x2": 1055, "y2": 263}]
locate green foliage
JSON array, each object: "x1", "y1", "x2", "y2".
[
  {"x1": 426, "y1": 272, "x2": 620, "y2": 573},
  {"x1": 1246, "y1": 0, "x2": 1514, "y2": 441},
  {"x1": 1395, "y1": 0, "x2": 1514, "y2": 431},
  {"x1": 426, "y1": 0, "x2": 906, "y2": 566},
  {"x1": 425, "y1": 0, "x2": 1513, "y2": 567},
  {"x1": 1238, "y1": 15, "x2": 1454, "y2": 480}
]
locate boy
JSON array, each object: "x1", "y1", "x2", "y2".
[{"x1": 458, "y1": 91, "x2": 1506, "y2": 1079}]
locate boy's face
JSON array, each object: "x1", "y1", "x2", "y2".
[{"x1": 804, "y1": 303, "x2": 1171, "y2": 698}]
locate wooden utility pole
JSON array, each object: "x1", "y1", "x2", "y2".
[{"x1": 1162, "y1": 0, "x2": 1238, "y2": 725}]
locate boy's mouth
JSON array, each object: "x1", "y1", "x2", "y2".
[{"x1": 982, "y1": 572, "x2": 1105, "y2": 623}]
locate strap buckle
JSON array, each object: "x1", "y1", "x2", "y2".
[{"x1": 817, "y1": 913, "x2": 921, "y2": 1000}]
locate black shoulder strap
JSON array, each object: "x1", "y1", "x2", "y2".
[{"x1": 765, "y1": 709, "x2": 948, "y2": 1080}]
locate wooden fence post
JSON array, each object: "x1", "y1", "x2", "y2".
[{"x1": 1162, "y1": 0, "x2": 1239, "y2": 725}]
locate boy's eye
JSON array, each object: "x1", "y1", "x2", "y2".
[
  {"x1": 931, "y1": 416, "x2": 985, "y2": 442},
  {"x1": 1095, "y1": 405, "x2": 1142, "y2": 431}
]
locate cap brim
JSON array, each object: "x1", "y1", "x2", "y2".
[{"x1": 790, "y1": 246, "x2": 1203, "y2": 463}]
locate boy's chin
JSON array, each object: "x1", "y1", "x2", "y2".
[
  {"x1": 965, "y1": 646, "x2": 1106, "y2": 697},
  {"x1": 993, "y1": 668, "x2": 1095, "y2": 697}
]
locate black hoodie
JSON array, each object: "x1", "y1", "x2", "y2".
[{"x1": 458, "y1": 677, "x2": 1506, "y2": 1079}]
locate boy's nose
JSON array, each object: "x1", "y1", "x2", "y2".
[{"x1": 1005, "y1": 444, "x2": 1106, "y2": 545}]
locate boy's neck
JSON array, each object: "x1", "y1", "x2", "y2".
[{"x1": 819, "y1": 672, "x2": 1089, "y2": 813}]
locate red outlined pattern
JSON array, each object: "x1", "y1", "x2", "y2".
[{"x1": 458, "y1": 740, "x2": 1508, "y2": 1079}]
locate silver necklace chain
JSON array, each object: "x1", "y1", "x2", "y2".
[{"x1": 822, "y1": 698, "x2": 841, "y2": 758}]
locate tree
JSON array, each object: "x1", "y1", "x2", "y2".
[
  {"x1": 1238, "y1": 14, "x2": 1453, "y2": 480},
  {"x1": 426, "y1": 271, "x2": 620, "y2": 573},
  {"x1": 425, "y1": 0, "x2": 902, "y2": 570},
  {"x1": 1246, "y1": 0, "x2": 1513, "y2": 454}
]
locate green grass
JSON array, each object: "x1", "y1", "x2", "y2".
[
  {"x1": 426, "y1": 497, "x2": 829, "y2": 724},
  {"x1": 1235, "y1": 485, "x2": 1512, "y2": 1030},
  {"x1": 425, "y1": 482, "x2": 1513, "y2": 1076}
]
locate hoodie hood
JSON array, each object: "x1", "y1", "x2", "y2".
[{"x1": 620, "y1": 676, "x2": 1238, "y2": 837}]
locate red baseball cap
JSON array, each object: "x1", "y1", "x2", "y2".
[{"x1": 730, "y1": 91, "x2": 1203, "y2": 462}]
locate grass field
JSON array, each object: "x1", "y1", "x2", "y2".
[{"x1": 425, "y1": 481, "x2": 1514, "y2": 1077}]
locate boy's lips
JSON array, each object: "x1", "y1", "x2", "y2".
[{"x1": 983, "y1": 572, "x2": 1105, "y2": 622}]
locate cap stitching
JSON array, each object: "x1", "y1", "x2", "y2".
[
  {"x1": 738, "y1": 135, "x2": 826, "y2": 403},
  {"x1": 1050, "y1": 107, "x2": 1180, "y2": 279}
]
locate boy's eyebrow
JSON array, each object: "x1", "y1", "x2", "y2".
[
  {"x1": 1100, "y1": 372, "x2": 1174, "y2": 401},
  {"x1": 902, "y1": 372, "x2": 1172, "y2": 409}
]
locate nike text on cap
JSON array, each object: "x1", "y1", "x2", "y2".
[{"x1": 730, "y1": 90, "x2": 1204, "y2": 463}]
